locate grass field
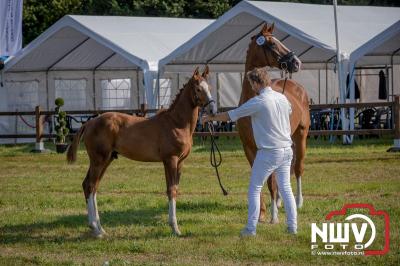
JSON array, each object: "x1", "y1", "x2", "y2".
[{"x1": 0, "y1": 137, "x2": 399, "y2": 265}]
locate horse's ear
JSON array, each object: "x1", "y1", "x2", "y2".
[
  {"x1": 202, "y1": 65, "x2": 209, "y2": 79},
  {"x1": 269, "y1": 22, "x2": 275, "y2": 33},
  {"x1": 193, "y1": 66, "x2": 200, "y2": 80},
  {"x1": 262, "y1": 22, "x2": 275, "y2": 34},
  {"x1": 261, "y1": 23, "x2": 269, "y2": 34}
]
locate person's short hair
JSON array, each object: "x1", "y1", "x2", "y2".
[{"x1": 246, "y1": 67, "x2": 271, "y2": 87}]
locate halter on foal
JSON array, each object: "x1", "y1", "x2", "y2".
[
  {"x1": 237, "y1": 23, "x2": 310, "y2": 223},
  {"x1": 67, "y1": 66, "x2": 215, "y2": 237}
]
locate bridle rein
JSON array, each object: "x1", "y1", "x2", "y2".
[{"x1": 255, "y1": 33, "x2": 296, "y2": 73}]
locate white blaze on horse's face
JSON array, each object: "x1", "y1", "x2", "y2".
[
  {"x1": 200, "y1": 80, "x2": 212, "y2": 101},
  {"x1": 199, "y1": 80, "x2": 217, "y2": 115}
]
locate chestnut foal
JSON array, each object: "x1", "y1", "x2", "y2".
[{"x1": 67, "y1": 67, "x2": 216, "y2": 237}]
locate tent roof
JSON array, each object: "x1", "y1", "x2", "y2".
[
  {"x1": 5, "y1": 15, "x2": 213, "y2": 72},
  {"x1": 350, "y1": 20, "x2": 400, "y2": 66},
  {"x1": 159, "y1": 1, "x2": 400, "y2": 71}
]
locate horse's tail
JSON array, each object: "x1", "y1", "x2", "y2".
[{"x1": 67, "y1": 123, "x2": 86, "y2": 164}]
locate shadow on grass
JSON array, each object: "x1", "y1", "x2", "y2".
[{"x1": 0, "y1": 201, "x2": 241, "y2": 244}]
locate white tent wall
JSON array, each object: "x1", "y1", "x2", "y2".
[
  {"x1": 95, "y1": 70, "x2": 142, "y2": 110},
  {"x1": 218, "y1": 72, "x2": 243, "y2": 107},
  {"x1": 157, "y1": 71, "x2": 218, "y2": 109},
  {"x1": 160, "y1": 67, "x2": 343, "y2": 109},
  {"x1": 0, "y1": 68, "x2": 146, "y2": 144},
  {"x1": 356, "y1": 65, "x2": 400, "y2": 103},
  {"x1": 0, "y1": 71, "x2": 47, "y2": 144},
  {"x1": 48, "y1": 71, "x2": 94, "y2": 110}
]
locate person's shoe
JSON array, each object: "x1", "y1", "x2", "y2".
[
  {"x1": 240, "y1": 228, "x2": 256, "y2": 237},
  {"x1": 288, "y1": 227, "x2": 297, "y2": 235}
]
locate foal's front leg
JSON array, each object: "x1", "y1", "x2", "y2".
[{"x1": 164, "y1": 156, "x2": 181, "y2": 236}]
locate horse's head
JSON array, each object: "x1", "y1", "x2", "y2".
[
  {"x1": 249, "y1": 23, "x2": 301, "y2": 73},
  {"x1": 191, "y1": 66, "x2": 217, "y2": 115}
]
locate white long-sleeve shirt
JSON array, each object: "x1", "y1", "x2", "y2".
[{"x1": 228, "y1": 87, "x2": 292, "y2": 149}]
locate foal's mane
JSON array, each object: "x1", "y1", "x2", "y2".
[{"x1": 156, "y1": 79, "x2": 193, "y2": 116}]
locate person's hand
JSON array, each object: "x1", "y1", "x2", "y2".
[{"x1": 201, "y1": 115, "x2": 210, "y2": 126}]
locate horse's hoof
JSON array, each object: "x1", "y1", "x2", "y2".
[
  {"x1": 296, "y1": 197, "x2": 303, "y2": 209},
  {"x1": 270, "y1": 218, "x2": 279, "y2": 224},
  {"x1": 258, "y1": 215, "x2": 267, "y2": 223},
  {"x1": 276, "y1": 198, "x2": 282, "y2": 208}
]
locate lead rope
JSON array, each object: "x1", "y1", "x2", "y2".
[
  {"x1": 282, "y1": 77, "x2": 288, "y2": 94},
  {"x1": 206, "y1": 120, "x2": 228, "y2": 196}
]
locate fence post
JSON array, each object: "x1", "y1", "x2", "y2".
[
  {"x1": 140, "y1": 103, "x2": 148, "y2": 117},
  {"x1": 388, "y1": 95, "x2": 400, "y2": 152},
  {"x1": 34, "y1": 105, "x2": 45, "y2": 152}
]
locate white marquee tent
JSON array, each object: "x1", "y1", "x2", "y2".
[
  {"x1": 1, "y1": 1, "x2": 399, "y2": 144},
  {"x1": 160, "y1": 0, "x2": 400, "y2": 105},
  {"x1": 159, "y1": 0, "x2": 400, "y2": 144},
  {"x1": 0, "y1": 15, "x2": 213, "y2": 143}
]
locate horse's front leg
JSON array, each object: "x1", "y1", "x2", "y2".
[{"x1": 164, "y1": 156, "x2": 181, "y2": 236}]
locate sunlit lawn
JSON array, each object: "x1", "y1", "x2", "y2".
[{"x1": 0, "y1": 136, "x2": 399, "y2": 265}]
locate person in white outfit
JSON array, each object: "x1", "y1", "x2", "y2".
[{"x1": 201, "y1": 67, "x2": 297, "y2": 236}]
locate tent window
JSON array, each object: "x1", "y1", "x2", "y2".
[
  {"x1": 6, "y1": 80, "x2": 39, "y2": 133},
  {"x1": 55, "y1": 79, "x2": 87, "y2": 110},
  {"x1": 101, "y1": 79, "x2": 131, "y2": 110},
  {"x1": 158, "y1": 78, "x2": 172, "y2": 108}
]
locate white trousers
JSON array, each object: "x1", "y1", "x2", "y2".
[{"x1": 246, "y1": 147, "x2": 297, "y2": 232}]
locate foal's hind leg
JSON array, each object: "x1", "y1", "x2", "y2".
[
  {"x1": 164, "y1": 156, "x2": 181, "y2": 236},
  {"x1": 82, "y1": 157, "x2": 112, "y2": 238}
]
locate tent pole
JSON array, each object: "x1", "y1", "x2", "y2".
[
  {"x1": 333, "y1": 0, "x2": 349, "y2": 144},
  {"x1": 385, "y1": 65, "x2": 389, "y2": 102},
  {"x1": 136, "y1": 70, "x2": 140, "y2": 108},
  {"x1": 391, "y1": 48, "x2": 400, "y2": 102},
  {"x1": 349, "y1": 62, "x2": 355, "y2": 143},
  {"x1": 216, "y1": 72, "x2": 220, "y2": 108},
  {"x1": 325, "y1": 63, "x2": 328, "y2": 104}
]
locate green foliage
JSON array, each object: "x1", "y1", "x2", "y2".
[
  {"x1": 54, "y1": 97, "x2": 68, "y2": 143},
  {"x1": 55, "y1": 97, "x2": 65, "y2": 107},
  {"x1": 22, "y1": 0, "x2": 400, "y2": 45}
]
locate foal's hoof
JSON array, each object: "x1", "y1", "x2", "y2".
[
  {"x1": 89, "y1": 224, "x2": 106, "y2": 239},
  {"x1": 92, "y1": 232, "x2": 105, "y2": 239},
  {"x1": 173, "y1": 229, "x2": 182, "y2": 236},
  {"x1": 90, "y1": 229, "x2": 105, "y2": 239},
  {"x1": 270, "y1": 217, "x2": 279, "y2": 224},
  {"x1": 170, "y1": 226, "x2": 181, "y2": 236}
]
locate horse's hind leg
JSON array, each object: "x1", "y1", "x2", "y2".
[
  {"x1": 82, "y1": 157, "x2": 112, "y2": 238},
  {"x1": 267, "y1": 174, "x2": 279, "y2": 224},
  {"x1": 293, "y1": 128, "x2": 307, "y2": 209}
]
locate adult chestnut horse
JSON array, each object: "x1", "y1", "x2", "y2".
[
  {"x1": 237, "y1": 23, "x2": 310, "y2": 223},
  {"x1": 67, "y1": 67, "x2": 215, "y2": 237}
]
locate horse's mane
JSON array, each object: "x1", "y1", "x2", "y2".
[{"x1": 155, "y1": 79, "x2": 192, "y2": 116}]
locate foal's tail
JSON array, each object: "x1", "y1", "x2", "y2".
[{"x1": 66, "y1": 124, "x2": 86, "y2": 164}]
